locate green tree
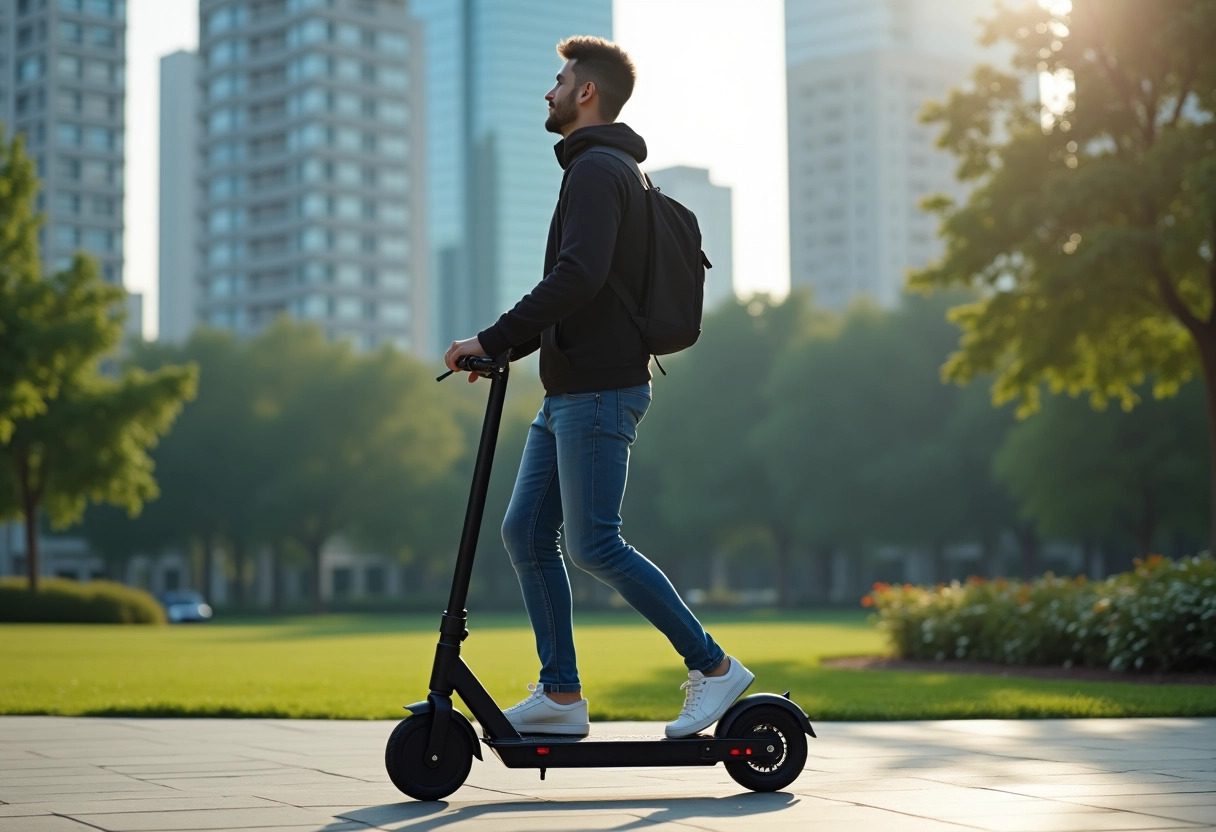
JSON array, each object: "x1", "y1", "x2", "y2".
[
  {"x1": 252, "y1": 322, "x2": 463, "y2": 612},
  {"x1": 0, "y1": 261, "x2": 197, "y2": 591},
  {"x1": 644, "y1": 293, "x2": 826, "y2": 605},
  {"x1": 0, "y1": 129, "x2": 117, "y2": 442},
  {"x1": 125, "y1": 331, "x2": 272, "y2": 603},
  {"x1": 910, "y1": 0, "x2": 1216, "y2": 547},
  {"x1": 994, "y1": 382, "x2": 1207, "y2": 559}
]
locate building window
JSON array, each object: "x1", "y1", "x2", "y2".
[
  {"x1": 86, "y1": 126, "x2": 116, "y2": 151},
  {"x1": 365, "y1": 566, "x2": 386, "y2": 593},
  {"x1": 83, "y1": 227, "x2": 115, "y2": 253},
  {"x1": 59, "y1": 20, "x2": 82, "y2": 42},
  {"x1": 205, "y1": 3, "x2": 247, "y2": 35},
  {"x1": 54, "y1": 225, "x2": 79, "y2": 248},
  {"x1": 381, "y1": 136, "x2": 407, "y2": 158},
  {"x1": 18, "y1": 56, "x2": 44, "y2": 82},
  {"x1": 56, "y1": 193, "x2": 82, "y2": 215},
  {"x1": 332, "y1": 567, "x2": 353, "y2": 597},
  {"x1": 379, "y1": 32, "x2": 406, "y2": 55},
  {"x1": 89, "y1": 25, "x2": 117, "y2": 47},
  {"x1": 57, "y1": 54, "x2": 81, "y2": 79},
  {"x1": 84, "y1": 0, "x2": 124, "y2": 18},
  {"x1": 57, "y1": 123, "x2": 82, "y2": 147},
  {"x1": 380, "y1": 302, "x2": 407, "y2": 323}
]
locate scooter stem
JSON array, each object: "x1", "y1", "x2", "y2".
[{"x1": 444, "y1": 358, "x2": 509, "y2": 618}]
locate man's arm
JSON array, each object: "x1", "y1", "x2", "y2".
[{"x1": 477, "y1": 159, "x2": 627, "y2": 358}]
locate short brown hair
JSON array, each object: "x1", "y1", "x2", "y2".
[{"x1": 557, "y1": 36, "x2": 636, "y2": 121}]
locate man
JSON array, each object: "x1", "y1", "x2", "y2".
[{"x1": 443, "y1": 36, "x2": 752, "y2": 739}]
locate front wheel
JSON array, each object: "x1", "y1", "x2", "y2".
[
  {"x1": 718, "y1": 704, "x2": 808, "y2": 792},
  {"x1": 385, "y1": 714, "x2": 473, "y2": 801}
]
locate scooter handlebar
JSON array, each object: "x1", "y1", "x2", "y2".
[
  {"x1": 457, "y1": 355, "x2": 497, "y2": 374},
  {"x1": 436, "y1": 354, "x2": 502, "y2": 382}
]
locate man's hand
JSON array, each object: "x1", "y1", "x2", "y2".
[{"x1": 444, "y1": 336, "x2": 487, "y2": 382}]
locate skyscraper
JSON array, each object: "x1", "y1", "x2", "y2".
[
  {"x1": 647, "y1": 165, "x2": 735, "y2": 311},
  {"x1": 184, "y1": 0, "x2": 429, "y2": 353},
  {"x1": 411, "y1": 0, "x2": 613, "y2": 352},
  {"x1": 785, "y1": 0, "x2": 992, "y2": 308},
  {"x1": 0, "y1": 0, "x2": 127, "y2": 288},
  {"x1": 158, "y1": 50, "x2": 197, "y2": 344}
]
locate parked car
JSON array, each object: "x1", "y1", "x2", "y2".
[{"x1": 158, "y1": 591, "x2": 213, "y2": 623}]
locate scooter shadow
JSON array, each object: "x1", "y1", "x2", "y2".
[{"x1": 323, "y1": 790, "x2": 798, "y2": 832}]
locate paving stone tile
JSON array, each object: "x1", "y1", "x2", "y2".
[
  {"x1": 1, "y1": 781, "x2": 181, "y2": 800},
  {"x1": 62, "y1": 806, "x2": 357, "y2": 831},
  {"x1": 1065, "y1": 793, "x2": 1216, "y2": 812},
  {"x1": 1, "y1": 717, "x2": 1213, "y2": 831},
  {"x1": 950, "y1": 809, "x2": 1207, "y2": 831},
  {"x1": 0, "y1": 817, "x2": 101, "y2": 831}
]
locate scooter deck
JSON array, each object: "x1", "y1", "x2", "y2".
[{"x1": 484, "y1": 734, "x2": 782, "y2": 769}]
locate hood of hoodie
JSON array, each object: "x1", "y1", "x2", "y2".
[{"x1": 554, "y1": 123, "x2": 648, "y2": 170}]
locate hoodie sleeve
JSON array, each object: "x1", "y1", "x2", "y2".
[{"x1": 477, "y1": 158, "x2": 626, "y2": 358}]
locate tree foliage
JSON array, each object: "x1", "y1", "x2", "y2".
[
  {"x1": 0, "y1": 127, "x2": 197, "y2": 591},
  {"x1": 909, "y1": 0, "x2": 1216, "y2": 546}
]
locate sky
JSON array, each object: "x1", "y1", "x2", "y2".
[{"x1": 123, "y1": 0, "x2": 789, "y2": 339}]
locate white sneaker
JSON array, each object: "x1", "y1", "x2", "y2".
[
  {"x1": 503, "y1": 683, "x2": 589, "y2": 736},
  {"x1": 665, "y1": 657, "x2": 755, "y2": 738}
]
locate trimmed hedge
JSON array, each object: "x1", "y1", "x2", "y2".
[
  {"x1": 864, "y1": 554, "x2": 1216, "y2": 673},
  {"x1": 0, "y1": 577, "x2": 166, "y2": 624}
]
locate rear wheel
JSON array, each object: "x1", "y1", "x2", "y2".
[
  {"x1": 384, "y1": 714, "x2": 473, "y2": 801},
  {"x1": 718, "y1": 705, "x2": 808, "y2": 792}
]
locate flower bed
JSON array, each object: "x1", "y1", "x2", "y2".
[{"x1": 863, "y1": 554, "x2": 1216, "y2": 673}]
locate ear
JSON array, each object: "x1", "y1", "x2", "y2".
[{"x1": 579, "y1": 81, "x2": 596, "y2": 104}]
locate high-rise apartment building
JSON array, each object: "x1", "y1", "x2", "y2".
[
  {"x1": 647, "y1": 165, "x2": 734, "y2": 311},
  {"x1": 785, "y1": 0, "x2": 991, "y2": 308},
  {"x1": 0, "y1": 0, "x2": 127, "y2": 287},
  {"x1": 183, "y1": 0, "x2": 428, "y2": 353},
  {"x1": 411, "y1": 0, "x2": 613, "y2": 352},
  {"x1": 158, "y1": 50, "x2": 197, "y2": 344}
]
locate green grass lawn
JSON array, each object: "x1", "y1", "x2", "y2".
[{"x1": 3, "y1": 610, "x2": 1214, "y2": 721}]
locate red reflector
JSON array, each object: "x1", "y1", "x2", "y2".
[
  {"x1": 745, "y1": 748, "x2": 753, "y2": 755},
  {"x1": 536, "y1": 747, "x2": 550, "y2": 755},
  {"x1": 730, "y1": 748, "x2": 741, "y2": 756}
]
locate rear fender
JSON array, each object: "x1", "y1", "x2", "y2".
[{"x1": 714, "y1": 692, "x2": 817, "y2": 739}]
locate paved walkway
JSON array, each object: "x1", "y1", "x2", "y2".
[{"x1": 0, "y1": 717, "x2": 1213, "y2": 831}]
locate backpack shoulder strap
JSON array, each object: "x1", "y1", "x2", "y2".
[{"x1": 584, "y1": 146, "x2": 652, "y2": 190}]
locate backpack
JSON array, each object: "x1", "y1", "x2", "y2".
[{"x1": 585, "y1": 146, "x2": 712, "y2": 370}]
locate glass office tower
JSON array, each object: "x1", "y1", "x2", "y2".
[{"x1": 412, "y1": 0, "x2": 613, "y2": 352}]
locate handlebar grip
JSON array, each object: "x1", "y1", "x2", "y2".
[
  {"x1": 437, "y1": 354, "x2": 499, "y2": 382},
  {"x1": 456, "y1": 355, "x2": 496, "y2": 373}
]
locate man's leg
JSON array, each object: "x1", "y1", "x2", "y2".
[
  {"x1": 501, "y1": 400, "x2": 581, "y2": 694},
  {"x1": 549, "y1": 386, "x2": 726, "y2": 674}
]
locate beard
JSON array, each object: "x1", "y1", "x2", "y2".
[{"x1": 545, "y1": 95, "x2": 577, "y2": 135}]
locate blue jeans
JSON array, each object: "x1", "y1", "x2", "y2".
[{"x1": 501, "y1": 384, "x2": 725, "y2": 694}]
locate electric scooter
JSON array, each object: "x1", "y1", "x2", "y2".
[{"x1": 385, "y1": 353, "x2": 816, "y2": 801}]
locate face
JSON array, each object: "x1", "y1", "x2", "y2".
[{"x1": 545, "y1": 59, "x2": 581, "y2": 136}]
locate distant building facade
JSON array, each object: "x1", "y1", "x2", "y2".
[
  {"x1": 785, "y1": 0, "x2": 991, "y2": 308},
  {"x1": 411, "y1": 0, "x2": 613, "y2": 353},
  {"x1": 157, "y1": 50, "x2": 197, "y2": 344},
  {"x1": 169, "y1": 0, "x2": 429, "y2": 353},
  {"x1": 647, "y1": 165, "x2": 734, "y2": 310},
  {"x1": 0, "y1": 0, "x2": 127, "y2": 287}
]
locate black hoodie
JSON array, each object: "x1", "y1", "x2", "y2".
[{"x1": 477, "y1": 123, "x2": 652, "y2": 395}]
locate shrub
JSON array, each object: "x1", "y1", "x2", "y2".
[
  {"x1": 863, "y1": 554, "x2": 1216, "y2": 673},
  {"x1": 0, "y1": 577, "x2": 166, "y2": 624}
]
